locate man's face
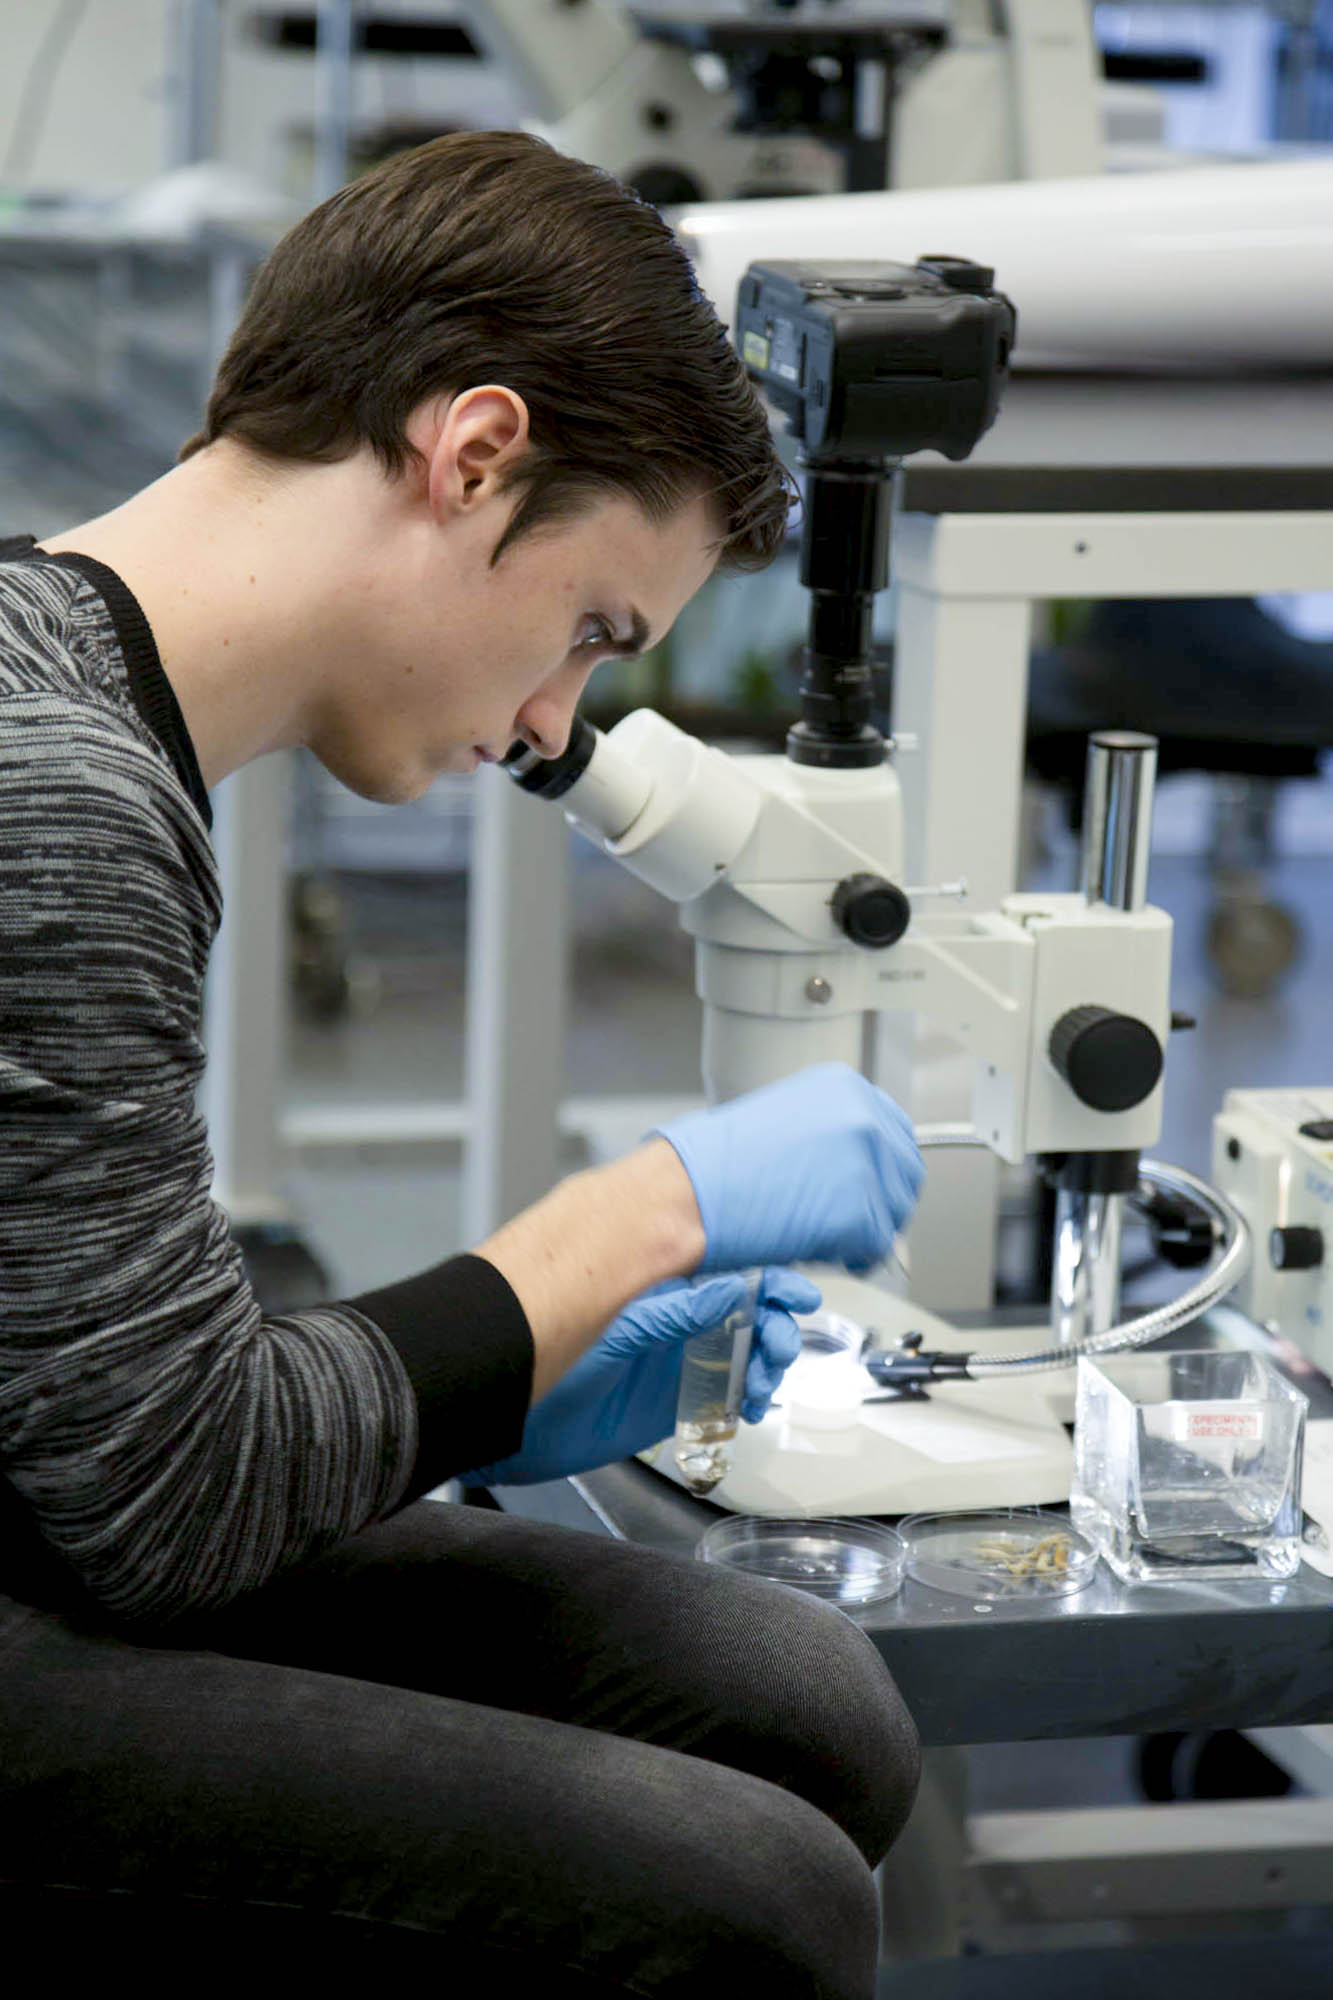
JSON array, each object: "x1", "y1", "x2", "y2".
[{"x1": 313, "y1": 488, "x2": 721, "y2": 803}]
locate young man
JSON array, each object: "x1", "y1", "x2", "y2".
[{"x1": 0, "y1": 132, "x2": 925, "y2": 1991}]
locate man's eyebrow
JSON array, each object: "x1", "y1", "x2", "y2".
[{"x1": 610, "y1": 608, "x2": 652, "y2": 658}]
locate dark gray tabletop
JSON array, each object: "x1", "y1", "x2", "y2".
[
  {"x1": 493, "y1": 1458, "x2": 1333, "y2": 1747},
  {"x1": 898, "y1": 371, "x2": 1333, "y2": 515},
  {"x1": 493, "y1": 1299, "x2": 1333, "y2": 1748}
]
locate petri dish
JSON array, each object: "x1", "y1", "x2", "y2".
[
  {"x1": 902, "y1": 1508, "x2": 1098, "y2": 1600},
  {"x1": 696, "y1": 1516, "x2": 906, "y2": 1607}
]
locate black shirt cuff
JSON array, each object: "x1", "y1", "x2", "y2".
[{"x1": 345, "y1": 1253, "x2": 534, "y2": 1503}]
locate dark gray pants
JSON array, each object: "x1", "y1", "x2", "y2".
[{"x1": 0, "y1": 1499, "x2": 919, "y2": 1993}]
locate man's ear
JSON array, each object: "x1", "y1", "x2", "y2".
[{"x1": 415, "y1": 387, "x2": 531, "y2": 522}]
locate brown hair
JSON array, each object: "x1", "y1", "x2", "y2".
[{"x1": 182, "y1": 130, "x2": 792, "y2": 571}]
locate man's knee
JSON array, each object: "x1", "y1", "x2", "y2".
[
  {"x1": 656, "y1": 1764, "x2": 882, "y2": 1999},
  {"x1": 674, "y1": 1565, "x2": 921, "y2": 1867},
  {"x1": 749, "y1": 1581, "x2": 921, "y2": 1863}
]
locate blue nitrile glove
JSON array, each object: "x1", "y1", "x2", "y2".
[
  {"x1": 460, "y1": 1266, "x2": 821, "y2": 1488},
  {"x1": 657, "y1": 1062, "x2": 924, "y2": 1274}
]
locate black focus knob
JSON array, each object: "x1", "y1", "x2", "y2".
[
  {"x1": 1048, "y1": 1005, "x2": 1164, "y2": 1113},
  {"x1": 1270, "y1": 1225, "x2": 1324, "y2": 1272},
  {"x1": 830, "y1": 873, "x2": 911, "y2": 949}
]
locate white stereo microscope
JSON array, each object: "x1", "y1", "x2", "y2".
[{"x1": 506, "y1": 260, "x2": 1248, "y2": 1516}]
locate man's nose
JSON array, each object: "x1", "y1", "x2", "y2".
[{"x1": 514, "y1": 691, "x2": 576, "y2": 761}]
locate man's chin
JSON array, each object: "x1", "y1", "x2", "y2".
[
  {"x1": 315, "y1": 740, "x2": 485, "y2": 801},
  {"x1": 324, "y1": 762, "x2": 434, "y2": 807}
]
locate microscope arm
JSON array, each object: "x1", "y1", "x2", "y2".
[{"x1": 460, "y1": 0, "x2": 638, "y2": 124}]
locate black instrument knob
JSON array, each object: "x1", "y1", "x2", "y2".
[
  {"x1": 919, "y1": 255, "x2": 997, "y2": 294},
  {"x1": 1048, "y1": 1005, "x2": 1164, "y2": 1113},
  {"x1": 1270, "y1": 1225, "x2": 1324, "y2": 1272},
  {"x1": 830, "y1": 873, "x2": 911, "y2": 949}
]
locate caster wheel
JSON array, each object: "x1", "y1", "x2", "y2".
[
  {"x1": 292, "y1": 875, "x2": 352, "y2": 1023},
  {"x1": 1136, "y1": 1731, "x2": 1189, "y2": 1801},
  {"x1": 294, "y1": 952, "x2": 352, "y2": 1024},
  {"x1": 1205, "y1": 896, "x2": 1301, "y2": 999},
  {"x1": 1137, "y1": 1730, "x2": 1292, "y2": 1800}
]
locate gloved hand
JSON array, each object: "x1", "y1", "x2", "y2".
[
  {"x1": 460, "y1": 1266, "x2": 820, "y2": 1489},
  {"x1": 657, "y1": 1062, "x2": 924, "y2": 1274}
]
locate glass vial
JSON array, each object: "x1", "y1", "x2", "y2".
[{"x1": 673, "y1": 1273, "x2": 760, "y2": 1496}]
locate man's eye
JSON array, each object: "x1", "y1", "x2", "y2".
[{"x1": 576, "y1": 616, "x2": 615, "y2": 653}]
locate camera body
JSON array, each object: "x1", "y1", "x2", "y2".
[{"x1": 735, "y1": 257, "x2": 1015, "y2": 465}]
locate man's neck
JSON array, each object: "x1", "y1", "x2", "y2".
[{"x1": 40, "y1": 442, "x2": 404, "y2": 788}]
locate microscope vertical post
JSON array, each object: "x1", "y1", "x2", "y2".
[
  {"x1": 1082, "y1": 729, "x2": 1157, "y2": 913},
  {"x1": 1051, "y1": 732, "x2": 1159, "y2": 1345}
]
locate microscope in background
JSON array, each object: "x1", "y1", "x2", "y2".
[
  {"x1": 464, "y1": 0, "x2": 1107, "y2": 201},
  {"x1": 505, "y1": 259, "x2": 1246, "y2": 1516}
]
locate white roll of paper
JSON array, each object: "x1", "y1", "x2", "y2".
[{"x1": 676, "y1": 159, "x2": 1333, "y2": 372}]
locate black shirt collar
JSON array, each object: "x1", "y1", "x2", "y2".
[{"x1": 0, "y1": 533, "x2": 212, "y2": 830}]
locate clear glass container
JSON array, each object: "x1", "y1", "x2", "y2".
[
  {"x1": 697, "y1": 1516, "x2": 906, "y2": 1607},
  {"x1": 673, "y1": 1274, "x2": 759, "y2": 1495},
  {"x1": 1070, "y1": 1349, "x2": 1308, "y2": 1583}
]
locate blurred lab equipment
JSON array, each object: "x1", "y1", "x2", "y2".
[
  {"x1": 1027, "y1": 597, "x2": 1333, "y2": 999},
  {"x1": 463, "y1": 0, "x2": 1104, "y2": 201},
  {"x1": 1213, "y1": 1088, "x2": 1333, "y2": 1368},
  {"x1": 468, "y1": 0, "x2": 1333, "y2": 196}
]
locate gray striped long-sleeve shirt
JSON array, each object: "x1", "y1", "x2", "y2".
[{"x1": 0, "y1": 538, "x2": 533, "y2": 1623}]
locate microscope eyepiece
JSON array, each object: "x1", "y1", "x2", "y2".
[{"x1": 502, "y1": 714, "x2": 598, "y2": 801}]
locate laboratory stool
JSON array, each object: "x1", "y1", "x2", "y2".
[
  {"x1": 1026, "y1": 598, "x2": 1333, "y2": 998},
  {"x1": 876, "y1": 1932, "x2": 1333, "y2": 2000}
]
